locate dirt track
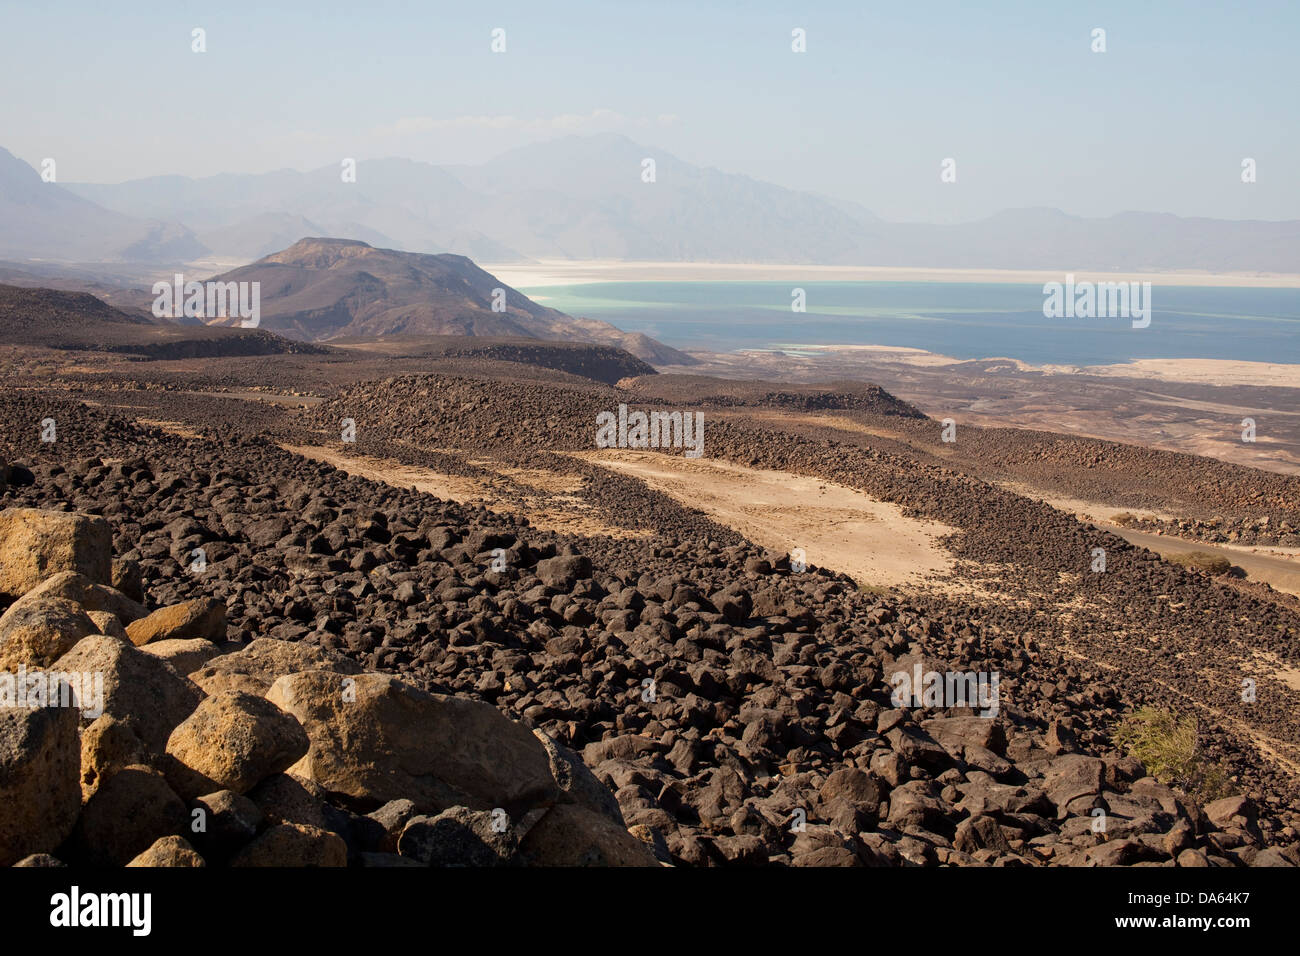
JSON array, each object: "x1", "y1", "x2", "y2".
[
  {"x1": 574, "y1": 449, "x2": 956, "y2": 589},
  {"x1": 1104, "y1": 525, "x2": 1300, "y2": 597}
]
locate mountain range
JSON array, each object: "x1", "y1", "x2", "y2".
[{"x1": 3, "y1": 136, "x2": 1297, "y2": 272}]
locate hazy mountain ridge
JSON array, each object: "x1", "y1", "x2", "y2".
[
  {"x1": 0, "y1": 148, "x2": 205, "y2": 263},
  {"x1": 4, "y1": 135, "x2": 1299, "y2": 271}
]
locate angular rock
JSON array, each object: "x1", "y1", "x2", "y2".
[
  {"x1": 535, "y1": 555, "x2": 592, "y2": 589},
  {"x1": 86, "y1": 610, "x2": 128, "y2": 641},
  {"x1": 1043, "y1": 754, "x2": 1105, "y2": 818},
  {"x1": 954, "y1": 815, "x2": 1011, "y2": 855},
  {"x1": 532, "y1": 728, "x2": 625, "y2": 825},
  {"x1": 79, "y1": 714, "x2": 146, "y2": 801},
  {"x1": 192, "y1": 789, "x2": 264, "y2": 858},
  {"x1": 247, "y1": 773, "x2": 332, "y2": 830},
  {"x1": 140, "y1": 638, "x2": 222, "y2": 677},
  {"x1": 111, "y1": 558, "x2": 144, "y2": 603},
  {"x1": 0, "y1": 597, "x2": 98, "y2": 670},
  {"x1": 166, "y1": 690, "x2": 309, "y2": 795},
  {"x1": 74, "y1": 765, "x2": 189, "y2": 866},
  {"x1": 266, "y1": 670, "x2": 557, "y2": 814},
  {"x1": 367, "y1": 799, "x2": 419, "y2": 852},
  {"x1": 54, "y1": 635, "x2": 203, "y2": 751},
  {"x1": 8, "y1": 572, "x2": 147, "y2": 626},
  {"x1": 126, "y1": 598, "x2": 226, "y2": 647},
  {"x1": 1204, "y1": 795, "x2": 1255, "y2": 830},
  {"x1": 0, "y1": 508, "x2": 111, "y2": 598},
  {"x1": 189, "y1": 637, "x2": 361, "y2": 696},
  {"x1": 397, "y1": 807, "x2": 518, "y2": 866},
  {"x1": 0, "y1": 690, "x2": 82, "y2": 866}
]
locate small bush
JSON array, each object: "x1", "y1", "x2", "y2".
[
  {"x1": 1169, "y1": 551, "x2": 1232, "y2": 575},
  {"x1": 1113, "y1": 706, "x2": 1233, "y2": 803}
]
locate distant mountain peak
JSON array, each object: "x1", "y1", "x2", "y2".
[{"x1": 263, "y1": 237, "x2": 375, "y2": 268}]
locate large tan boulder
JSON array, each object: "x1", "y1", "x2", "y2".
[
  {"x1": 126, "y1": 835, "x2": 206, "y2": 867},
  {"x1": 140, "y1": 638, "x2": 221, "y2": 676},
  {"x1": 229, "y1": 823, "x2": 347, "y2": 867},
  {"x1": 516, "y1": 803, "x2": 659, "y2": 866},
  {"x1": 73, "y1": 764, "x2": 189, "y2": 866},
  {"x1": 165, "y1": 691, "x2": 309, "y2": 795},
  {"x1": 0, "y1": 688, "x2": 82, "y2": 866},
  {"x1": 126, "y1": 597, "x2": 226, "y2": 646},
  {"x1": 54, "y1": 635, "x2": 203, "y2": 751},
  {"x1": 10, "y1": 571, "x2": 148, "y2": 626},
  {"x1": 0, "y1": 597, "x2": 98, "y2": 670},
  {"x1": 0, "y1": 508, "x2": 111, "y2": 598},
  {"x1": 266, "y1": 670, "x2": 558, "y2": 814},
  {"x1": 189, "y1": 638, "x2": 361, "y2": 696}
]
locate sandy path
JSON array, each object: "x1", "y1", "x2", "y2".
[
  {"x1": 573, "y1": 450, "x2": 955, "y2": 589},
  {"x1": 280, "y1": 444, "x2": 647, "y2": 538}
]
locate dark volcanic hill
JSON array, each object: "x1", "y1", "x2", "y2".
[
  {"x1": 202, "y1": 237, "x2": 692, "y2": 365},
  {"x1": 0, "y1": 285, "x2": 153, "y2": 342},
  {"x1": 0, "y1": 283, "x2": 324, "y2": 358}
]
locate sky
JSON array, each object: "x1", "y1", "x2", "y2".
[{"x1": 1, "y1": 0, "x2": 1297, "y2": 223}]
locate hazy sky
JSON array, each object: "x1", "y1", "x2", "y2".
[{"x1": 2, "y1": 0, "x2": 1296, "y2": 223}]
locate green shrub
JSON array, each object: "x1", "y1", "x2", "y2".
[{"x1": 1113, "y1": 706, "x2": 1233, "y2": 803}]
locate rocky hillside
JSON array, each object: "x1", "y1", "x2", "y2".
[{"x1": 2, "y1": 392, "x2": 1297, "y2": 867}]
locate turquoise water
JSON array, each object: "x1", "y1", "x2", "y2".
[{"x1": 522, "y1": 281, "x2": 1300, "y2": 366}]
